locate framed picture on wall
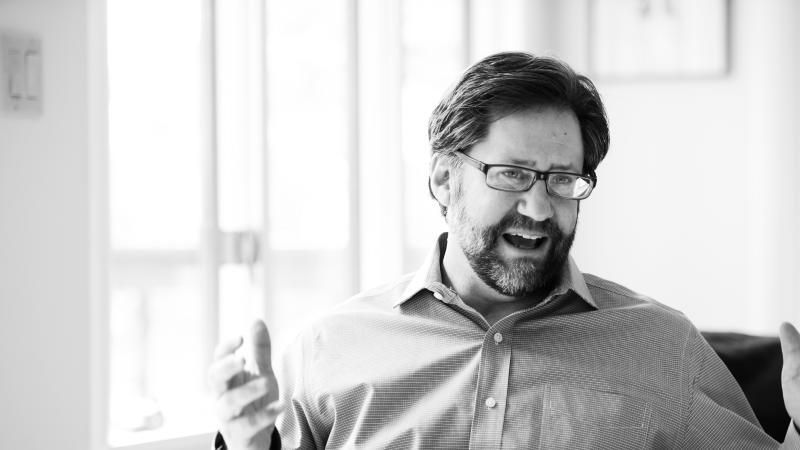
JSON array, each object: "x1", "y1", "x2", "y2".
[{"x1": 588, "y1": 0, "x2": 730, "y2": 79}]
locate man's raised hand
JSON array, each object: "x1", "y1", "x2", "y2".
[
  {"x1": 780, "y1": 322, "x2": 800, "y2": 431},
  {"x1": 209, "y1": 320, "x2": 281, "y2": 449}
]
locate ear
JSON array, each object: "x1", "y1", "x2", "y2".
[{"x1": 429, "y1": 153, "x2": 454, "y2": 211}]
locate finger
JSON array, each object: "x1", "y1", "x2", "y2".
[
  {"x1": 224, "y1": 401, "x2": 283, "y2": 443},
  {"x1": 215, "y1": 376, "x2": 270, "y2": 421},
  {"x1": 780, "y1": 322, "x2": 800, "y2": 373},
  {"x1": 214, "y1": 335, "x2": 244, "y2": 360},
  {"x1": 251, "y1": 319, "x2": 273, "y2": 376},
  {"x1": 207, "y1": 354, "x2": 246, "y2": 395}
]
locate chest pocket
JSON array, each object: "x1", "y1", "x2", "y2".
[{"x1": 538, "y1": 384, "x2": 650, "y2": 450}]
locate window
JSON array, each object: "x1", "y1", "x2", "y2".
[
  {"x1": 261, "y1": 0, "x2": 355, "y2": 355},
  {"x1": 107, "y1": 0, "x2": 215, "y2": 444},
  {"x1": 400, "y1": 0, "x2": 468, "y2": 269},
  {"x1": 106, "y1": 0, "x2": 466, "y2": 447}
]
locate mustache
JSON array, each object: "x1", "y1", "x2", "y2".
[{"x1": 486, "y1": 213, "x2": 563, "y2": 240}]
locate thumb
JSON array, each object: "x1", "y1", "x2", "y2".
[
  {"x1": 779, "y1": 322, "x2": 800, "y2": 425},
  {"x1": 250, "y1": 319, "x2": 274, "y2": 376},
  {"x1": 780, "y1": 322, "x2": 800, "y2": 373}
]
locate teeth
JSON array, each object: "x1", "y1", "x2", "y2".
[{"x1": 510, "y1": 232, "x2": 542, "y2": 241}]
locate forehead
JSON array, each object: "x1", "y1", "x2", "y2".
[{"x1": 470, "y1": 107, "x2": 583, "y2": 171}]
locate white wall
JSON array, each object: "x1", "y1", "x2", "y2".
[
  {"x1": 538, "y1": 0, "x2": 800, "y2": 334},
  {"x1": 576, "y1": 0, "x2": 800, "y2": 334},
  {"x1": 471, "y1": 0, "x2": 800, "y2": 334},
  {"x1": 0, "y1": 0, "x2": 95, "y2": 448}
]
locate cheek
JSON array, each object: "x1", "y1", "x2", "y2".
[
  {"x1": 455, "y1": 175, "x2": 506, "y2": 215},
  {"x1": 467, "y1": 189, "x2": 517, "y2": 223},
  {"x1": 553, "y1": 202, "x2": 579, "y2": 232}
]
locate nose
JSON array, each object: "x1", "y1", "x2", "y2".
[{"x1": 516, "y1": 180, "x2": 553, "y2": 221}]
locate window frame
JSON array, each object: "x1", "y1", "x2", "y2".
[{"x1": 91, "y1": 0, "x2": 471, "y2": 448}]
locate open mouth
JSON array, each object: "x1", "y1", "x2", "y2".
[{"x1": 502, "y1": 231, "x2": 547, "y2": 251}]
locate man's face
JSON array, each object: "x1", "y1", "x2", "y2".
[{"x1": 448, "y1": 107, "x2": 583, "y2": 298}]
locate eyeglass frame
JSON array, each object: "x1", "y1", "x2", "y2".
[{"x1": 453, "y1": 150, "x2": 597, "y2": 200}]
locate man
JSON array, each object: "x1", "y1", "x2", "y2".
[{"x1": 209, "y1": 52, "x2": 800, "y2": 449}]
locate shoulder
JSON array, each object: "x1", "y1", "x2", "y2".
[
  {"x1": 294, "y1": 272, "x2": 416, "y2": 338},
  {"x1": 285, "y1": 272, "x2": 421, "y2": 375},
  {"x1": 582, "y1": 272, "x2": 696, "y2": 331},
  {"x1": 335, "y1": 272, "x2": 417, "y2": 312}
]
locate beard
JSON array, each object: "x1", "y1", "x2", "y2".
[{"x1": 449, "y1": 188, "x2": 576, "y2": 298}]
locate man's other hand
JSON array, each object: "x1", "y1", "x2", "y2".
[
  {"x1": 209, "y1": 320, "x2": 281, "y2": 449},
  {"x1": 780, "y1": 322, "x2": 800, "y2": 430}
]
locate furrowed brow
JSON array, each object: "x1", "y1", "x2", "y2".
[{"x1": 506, "y1": 158, "x2": 577, "y2": 172}]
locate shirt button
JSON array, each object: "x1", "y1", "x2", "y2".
[
  {"x1": 493, "y1": 332, "x2": 503, "y2": 344},
  {"x1": 485, "y1": 397, "x2": 497, "y2": 409},
  {"x1": 432, "y1": 291, "x2": 444, "y2": 300}
]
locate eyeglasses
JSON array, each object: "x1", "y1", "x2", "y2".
[{"x1": 454, "y1": 151, "x2": 596, "y2": 200}]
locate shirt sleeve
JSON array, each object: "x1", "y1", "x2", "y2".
[{"x1": 681, "y1": 328, "x2": 799, "y2": 449}]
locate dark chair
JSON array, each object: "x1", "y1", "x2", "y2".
[{"x1": 702, "y1": 331, "x2": 789, "y2": 441}]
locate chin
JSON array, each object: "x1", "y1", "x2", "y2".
[{"x1": 479, "y1": 255, "x2": 558, "y2": 298}]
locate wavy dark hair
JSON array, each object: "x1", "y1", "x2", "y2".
[{"x1": 428, "y1": 52, "x2": 609, "y2": 215}]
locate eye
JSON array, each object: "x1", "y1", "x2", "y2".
[
  {"x1": 550, "y1": 174, "x2": 575, "y2": 185},
  {"x1": 499, "y1": 168, "x2": 524, "y2": 179}
]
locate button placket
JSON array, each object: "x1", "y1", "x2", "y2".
[{"x1": 468, "y1": 326, "x2": 513, "y2": 449}]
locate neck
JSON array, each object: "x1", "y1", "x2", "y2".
[{"x1": 441, "y1": 234, "x2": 550, "y2": 325}]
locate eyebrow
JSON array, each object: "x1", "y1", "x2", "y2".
[{"x1": 506, "y1": 157, "x2": 578, "y2": 172}]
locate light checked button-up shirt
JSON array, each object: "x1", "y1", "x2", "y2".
[{"x1": 274, "y1": 233, "x2": 800, "y2": 449}]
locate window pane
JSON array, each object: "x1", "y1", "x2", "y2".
[
  {"x1": 107, "y1": 0, "x2": 214, "y2": 445},
  {"x1": 264, "y1": 0, "x2": 354, "y2": 353},
  {"x1": 401, "y1": 0, "x2": 465, "y2": 270},
  {"x1": 215, "y1": 0, "x2": 267, "y2": 341}
]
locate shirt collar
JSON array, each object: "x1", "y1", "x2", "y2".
[{"x1": 396, "y1": 232, "x2": 597, "y2": 309}]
